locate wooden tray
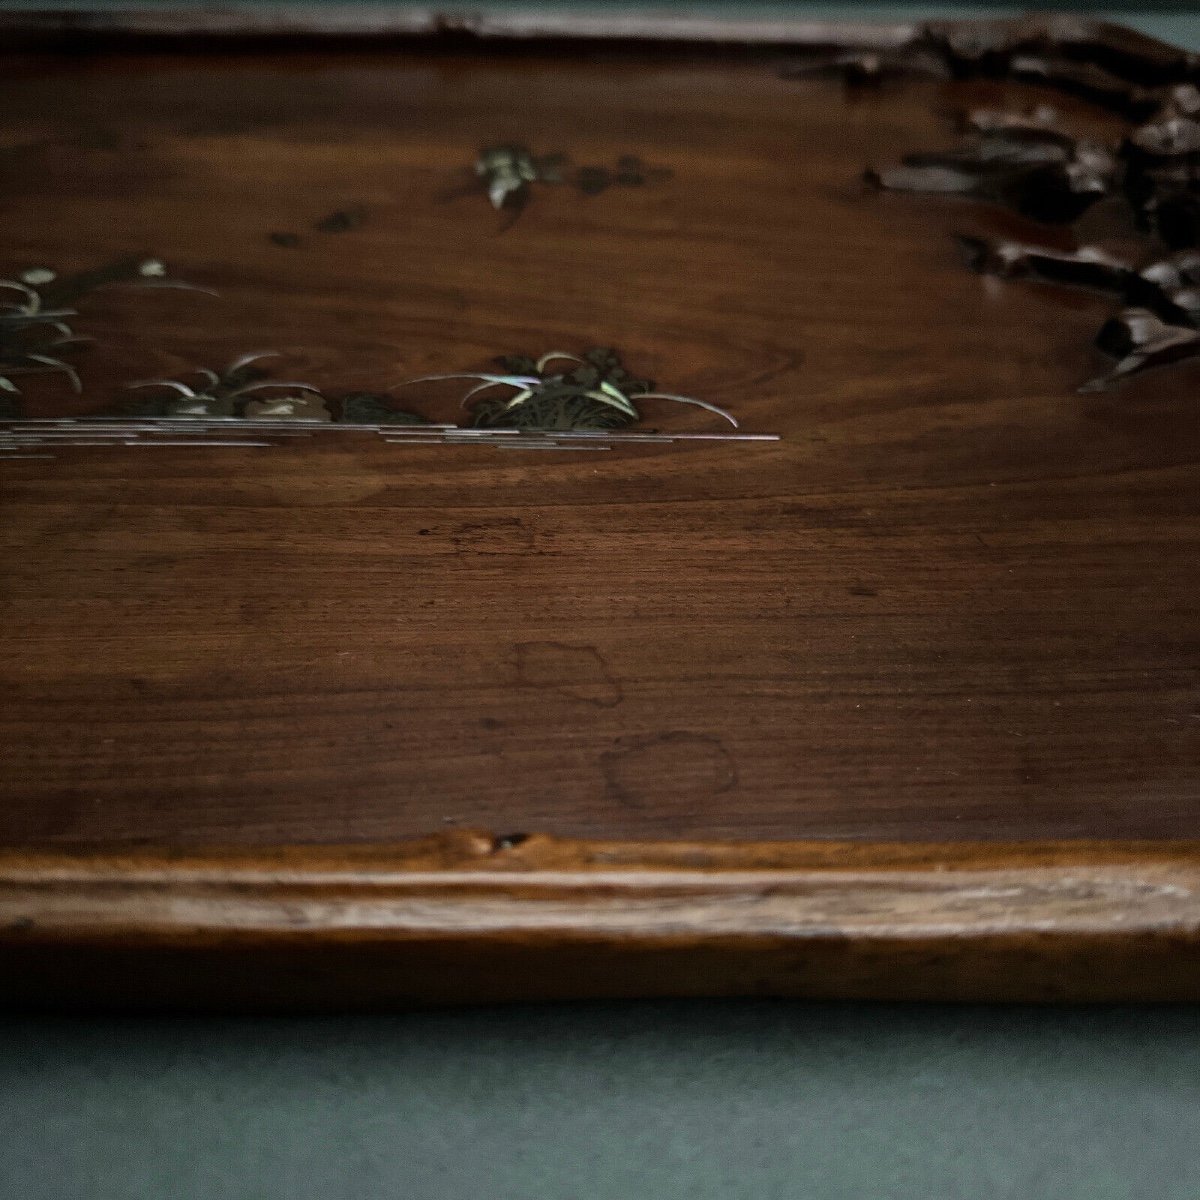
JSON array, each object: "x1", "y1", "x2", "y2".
[{"x1": 2, "y1": 8, "x2": 1198, "y2": 1006}]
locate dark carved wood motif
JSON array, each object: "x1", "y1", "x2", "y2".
[{"x1": 787, "y1": 20, "x2": 1200, "y2": 391}]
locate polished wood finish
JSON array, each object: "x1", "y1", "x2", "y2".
[
  {"x1": 1, "y1": 17, "x2": 1199, "y2": 1003},
  {"x1": 3, "y1": 836, "x2": 1199, "y2": 1006}
]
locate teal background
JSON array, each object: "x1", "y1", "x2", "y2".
[
  {"x1": 2, "y1": 1003, "x2": 1199, "y2": 1200},
  {"x1": 1, "y1": 4, "x2": 1199, "y2": 1198}
]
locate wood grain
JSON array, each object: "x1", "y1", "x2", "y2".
[
  {"x1": 3, "y1": 835, "x2": 1199, "y2": 1006},
  {"x1": 1, "y1": 19, "x2": 1199, "y2": 1002}
]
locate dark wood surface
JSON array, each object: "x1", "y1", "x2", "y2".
[
  {"x1": 4, "y1": 44, "x2": 1197, "y2": 845},
  {"x1": 1, "y1": 22, "x2": 1199, "y2": 1002}
]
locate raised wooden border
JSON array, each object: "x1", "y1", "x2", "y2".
[
  {"x1": 2, "y1": 8, "x2": 1199, "y2": 1006},
  {"x1": 2, "y1": 836, "x2": 1199, "y2": 1006},
  {"x1": 0, "y1": 3, "x2": 1193, "y2": 66},
  {"x1": 0, "y1": 3, "x2": 911, "y2": 44}
]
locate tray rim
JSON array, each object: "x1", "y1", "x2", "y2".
[
  {"x1": 0, "y1": 3, "x2": 1191, "y2": 57},
  {"x1": 3, "y1": 835, "x2": 1199, "y2": 1004},
  {"x1": 2, "y1": 9, "x2": 1199, "y2": 1005}
]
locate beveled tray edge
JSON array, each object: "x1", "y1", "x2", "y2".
[
  {"x1": 2, "y1": 835, "x2": 1198, "y2": 1006},
  {"x1": 0, "y1": 3, "x2": 1186, "y2": 62}
]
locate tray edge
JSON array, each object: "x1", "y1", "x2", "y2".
[{"x1": 3, "y1": 835, "x2": 1198, "y2": 1006}]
